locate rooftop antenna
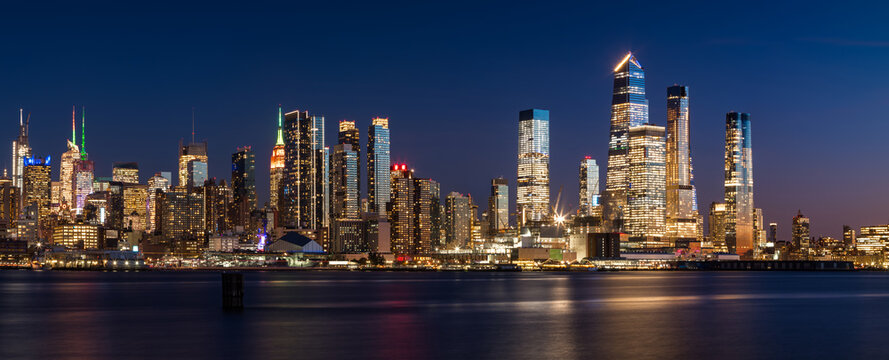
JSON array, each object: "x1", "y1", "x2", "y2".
[
  {"x1": 80, "y1": 106, "x2": 86, "y2": 160},
  {"x1": 191, "y1": 106, "x2": 195, "y2": 144},
  {"x1": 72, "y1": 105, "x2": 76, "y2": 142}
]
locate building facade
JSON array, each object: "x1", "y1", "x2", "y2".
[
  {"x1": 724, "y1": 112, "x2": 754, "y2": 256},
  {"x1": 112, "y1": 162, "x2": 139, "y2": 184},
  {"x1": 388, "y1": 165, "x2": 441, "y2": 255},
  {"x1": 282, "y1": 110, "x2": 328, "y2": 229},
  {"x1": 367, "y1": 117, "x2": 390, "y2": 215},
  {"x1": 231, "y1": 146, "x2": 256, "y2": 229},
  {"x1": 178, "y1": 140, "x2": 208, "y2": 188},
  {"x1": 625, "y1": 124, "x2": 666, "y2": 247},
  {"x1": 578, "y1": 157, "x2": 600, "y2": 217},
  {"x1": 445, "y1": 192, "x2": 472, "y2": 249},
  {"x1": 270, "y1": 106, "x2": 286, "y2": 209},
  {"x1": 517, "y1": 108, "x2": 550, "y2": 225},
  {"x1": 664, "y1": 85, "x2": 701, "y2": 245},
  {"x1": 488, "y1": 177, "x2": 509, "y2": 232}
]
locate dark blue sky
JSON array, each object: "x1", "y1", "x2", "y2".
[{"x1": 2, "y1": 2, "x2": 888, "y2": 239}]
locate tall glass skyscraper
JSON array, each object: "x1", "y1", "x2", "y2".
[
  {"x1": 578, "y1": 157, "x2": 600, "y2": 216},
  {"x1": 283, "y1": 110, "x2": 328, "y2": 229},
  {"x1": 11, "y1": 109, "x2": 31, "y2": 202},
  {"x1": 367, "y1": 117, "x2": 390, "y2": 215},
  {"x1": 625, "y1": 124, "x2": 666, "y2": 247},
  {"x1": 517, "y1": 108, "x2": 550, "y2": 225},
  {"x1": 603, "y1": 52, "x2": 648, "y2": 232},
  {"x1": 665, "y1": 85, "x2": 701, "y2": 244},
  {"x1": 724, "y1": 111, "x2": 754, "y2": 256},
  {"x1": 231, "y1": 146, "x2": 257, "y2": 229},
  {"x1": 270, "y1": 106, "x2": 286, "y2": 210},
  {"x1": 488, "y1": 177, "x2": 509, "y2": 232}
]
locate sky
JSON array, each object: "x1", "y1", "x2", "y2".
[{"x1": 2, "y1": 1, "x2": 888, "y2": 240}]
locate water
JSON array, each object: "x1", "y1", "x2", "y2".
[{"x1": 1, "y1": 270, "x2": 887, "y2": 359}]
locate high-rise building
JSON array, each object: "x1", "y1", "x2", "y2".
[
  {"x1": 73, "y1": 160, "x2": 94, "y2": 213},
  {"x1": 231, "y1": 146, "x2": 256, "y2": 229},
  {"x1": 367, "y1": 117, "x2": 390, "y2": 215},
  {"x1": 162, "y1": 186, "x2": 206, "y2": 243},
  {"x1": 123, "y1": 184, "x2": 148, "y2": 231},
  {"x1": 857, "y1": 225, "x2": 889, "y2": 254},
  {"x1": 488, "y1": 177, "x2": 509, "y2": 232},
  {"x1": 625, "y1": 124, "x2": 666, "y2": 247},
  {"x1": 282, "y1": 110, "x2": 328, "y2": 229},
  {"x1": 147, "y1": 173, "x2": 170, "y2": 233},
  {"x1": 270, "y1": 106, "x2": 286, "y2": 209},
  {"x1": 843, "y1": 225, "x2": 856, "y2": 249},
  {"x1": 10, "y1": 109, "x2": 31, "y2": 202},
  {"x1": 22, "y1": 156, "x2": 51, "y2": 236},
  {"x1": 709, "y1": 202, "x2": 728, "y2": 253},
  {"x1": 769, "y1": 222, "x2": 778, "y2": 243},
  {"x1": 0, "y1": 171, "x2": 18, "y2": 235},
  {"x1": 52, "y1": 222, "x2": 102, "y2": 249},
  {"x1": 517, "y1": 108, "x2": 550, "y2": 225},
  {"x1": 578, "y1": 157, "x2": 600, "y2": 217},
  {"x1": 388, "y1": 164, "x2": 441, "y2": 255},
  {"x1": 112, "y1": 162, "x2": 139, "y2": 184},
  {"x1": 664, "y1": 85, "x2": 701, "y2": 245},
  {"x1": 179, "y1": 140, "x2": 208, "y2": 188},
  {"x1": 604, "y1": 52, "x2": 648, "y2": 232},
  {"x1": 60, "y1": 108, "x2": 79, "y2": 212},
  {"x1": 338, "y1": 120, "x2": 360, "y2": 159},
  {"x1": 753, "y1": 208, "x2": 767, "y2": 250},
  {"x1": 445, "y1": 192, "x2": 472, "y2": 249},
  {"x1": 792, "y1": 210, "x2": 810, "y2": 249},
  {"x1": 204, "y1": 178, "x2": 232, "y2": 234},
  {"x1": 331, "y1": 143, "x2": 360, "y2": 220},
  {"x1": 724, "y1": 111, "x2": 754, "y2": 257}
]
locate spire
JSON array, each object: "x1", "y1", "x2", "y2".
[
  {"x1": 72, "y1": 105, "x2": 76, "y2": 143},
  {"x1": 80, "y1": 106, "x2": 87, "y2": 160},
  {"x1": 613, "y1": 51, "x2": 643, "y2": 72},
  {"x1": 191, "y1": 107, "x2": 195, "y2": 144},
  {"x1": 275, "y1": 105, "x2": 284, "y2": 146}
]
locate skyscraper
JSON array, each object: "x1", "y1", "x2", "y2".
[
  {"x1": 709, "y1": 202, "x2": 728, "y2": 253},
  {"x1": 769, "y1": 222, "x2": 778, "y2": 243},
  {"x1": 338, "y1": 120, "x2": 360, "y2": 160},
  {"x1": 270, "y1": 106, "x2": 286, "y2": 210},
  {"x1": 664, "y1": 85, "x2": 701, "y2": 245},
  {"x1": 147, "y1": 172, "x2": 170, "y2": 233},
  {"x1": 724, "y1": 111, "x2": 754, "y2": 257},
  {"x1": 0, "y1": 171, "x2": 17, "y2": 235},
  {"x1": 517, "y1": 108, "x2": 550, "y2": 225},
  {"x1": 578, "y1": 157, "x2": 600, "y2": 217},
  {"x1": 625, "y1": 124, "x2": 666, "y2": 247},
  {"x1": 792, "y1": 210, "x2": 810, "y2": 250},
  {"x1": 60, "y1": 107, "x2": 79, "y2": 212},
  {"x1": 488, "y1": 177, "x2": 509, "y2": 232},
  {"x1": 10, "y1": 109, "x2": 31, "y2": 199},
  {"x1": 604, "y1": 52, "x2": 648, "y2": 232},
  {"x1": 231, "y1": 146, "x2": 256, "y2": 229},
  {"x1": 367, "y1": 117, "x2": 390, "y2": 215},
  {"x1": 73, "y1": 112, "x2": 94, "y2": 214},
  {"x1": 123, "y1": 184, "x2": 148, "y2": 231},
  {"x1": 331, "y1": 143, "x2": 360, "y2": 220},
  {"x1": 112, "y1": 162, "x2": 140, "y2": 184},
  {"x1": 388, "y1": 164, "x2": 440, "y2": 254},
  {"x1": 282, "y1": 110, "x2": 328, "y2": 229},
  {"x1": 22, "y1": 156, "x2": 51, "y2": 237},
  {"x1": 179, "y1": 140, "x2": 208, "y2": 188},
  {"x1": 445, "y1": 192, "x2": 472, "y2": 249},
  {"x1": 204, "y1": 178, "x2": 232, "y2": 234}
]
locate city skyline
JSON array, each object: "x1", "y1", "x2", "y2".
[{"x1": 2, "y1": 5, "x2": 888, "y2": 240}]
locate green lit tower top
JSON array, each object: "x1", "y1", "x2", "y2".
[
  {"x1": 80, "y1": 106, "x2": 87, "y2": 160},
  {"x1": 276, "y1": 105, "x2": 284, "y2": 146}
]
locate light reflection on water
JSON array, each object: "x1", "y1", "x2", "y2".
[{"x1": 1, "y1": 271, "x2": 888, "y2": 359}]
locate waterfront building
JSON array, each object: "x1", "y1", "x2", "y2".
[
  {"x1": 664, "y1": 85, "x2": 702, "y2": 245},
  {"x1": 231, "y1": 146, "x2": 256, "y2": 230},
  {"x1": 444, "y1": 192, "x2": 472, "y2": 249},
  {"x1": 388, "y1": 164, "x2": 441, "y2": 255},
  {"x1": 270, "y1": 106, "x2": 286, "y2": 209},
  {"x1": 179, "y1": 140, "x2": 208, "y2": 187},
  {"x1": 331, "y1": 143, "x2": 360, "y2": 220},
  {"x1": 282, "y1": 110, "x2": 328, "y2": 229},
  {"x1": 488, "y1": 177, "x2": 509, "y2": 233},
  {"x1": 112, "y1": 162, "x2": 139, "y2": 184},
  {"x1": 709, "y1": 202, "x2": 728, "y2": 252},
  {"x1": 52, "y1": 222, "x2": 102, "y2": 249},
  {"x1": 603, "y1": 52, "x2": 648, "y2": 232},
  {"x1": 792, "y1": 210, "x2": 810, "y2": 249},
  {"x1": 753, "y1": 208, "x2": 767, "y2": 250},
  {"x1": 367, "y1": 117, "x2": 390, "y2": 215},
  {"x1": 330, "y1": 218, "x2": 365, "y2": 253},
  {"x1": 625, "y1": 124, "x2": 666, "y2": 248},
  {"x1": 10, "y1": 109, "x2": 31, "y2": 202},
  {"x1": 769, "y1": 222, "x2": 779, "y2": 243},
  {"x1": 724, "y1": 111, "x2": 754, "y2": 257},
  {"x1": 843, "y1": 225, "x2": 856, "y2": 249},
  {"x1": 517, "y1": 108, "x2": 550, "y2": 225},
  {"x1": 578, "y1": 157, "x2": 600, "y2": 217},
  {"x1": 857, "y1": 225, "x2": 889, "y2": 254}
]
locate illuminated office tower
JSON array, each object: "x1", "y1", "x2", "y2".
[
  {"x1": 769, "y1": 223, "x2": 778, "y2": 243},
  {"x1": 709, "y1": 202, "x2": 728, "y2": 252},
  {"x1": 270, "y1": 106, "x2": 286, "y2": 209},
  {"x1": 204, "y1": 178, "x2": 232, "y2": 234},
  {"x1": 517, "y1": 109, "x2": 550, "y2": 225},
  {"x1": 664, "y1": 85, "x2": 701, "y2": 244},
  {"x1": 624, "y1": 124, "x2": 666, "y2": 247},
  {"x1": 10, "y1": 109, "x2": 31, "y2": 200},
  {"x1": 282, "y1": 110, "x2": 328, "y2": 229},
  {"x1": 724, "y1": 111, "x2": 754, "y2": 257},
  {"x1": 338, "y1": 120, "x2": 360, "y2": 158},
  {"x1": 331, "y1": 143, "x2": 360, "y2": 220},
  {"x1": 753, "y1": 208, "x2": 766, "y2": 249},
  {"x1": 231, "y1": 146, "x2": 256, "y2": 229},
  {"x1": 488, "y1": 177, "x2": 509, "y2": 232},
  {"x1": 162, "y1": 186, "x2": 206, "y2": 242},
  {"x1": 367, "y1": 117, "x2": 390, "y2": 215},
  {"x1": 603, "y1": 52, "x2": 648, "y2": 232},
  {"x1": 147, "y1": 173, "x2": 170, "y2": 233},
  {"x1": 578, "y1": 157, "x2": 600, "y2": 216},
  {"x1": 842, "y1": 225, "x2": 856, "y2": 249},
  {"x1": 52, "y1": 223, "x2": 102, "y2": 249},
  {"x1": 113, "y1": 162, "x2": 139, "y2": 184},
  {"x1": 179, "y1": 140, "x2": 208, "y2": 187},
  {"x1": 0, "y1": 171, "x2": 18, "y2": 235},
  {"x1": 792, "y1": 210, "x2": 810, "y2": 249},
  {"x1": 388, "y1": 164, "x2": 440, "y2": 254},
  {"x1": 73, "y1": 160, "x2": 94, "y2": 213},
  {"x1": 50, "y1": 181, "x2": 60, "y2": 214},
  {"x1": 123, "y1": 184, "x2": 148, "y2": 231},
  {"x1": 22, "y1": 156, "x2": 51, "y2": 235},
  {"x1": 60, "y1": 107, "x2": 79, "y2": 211},
  {"x1": 445, "y1": 192, "x2": 472, "y2": 249}
]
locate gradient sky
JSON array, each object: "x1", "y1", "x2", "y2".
[{"x1": 2, "y1": 2, "x2": 888, "y2": 240}]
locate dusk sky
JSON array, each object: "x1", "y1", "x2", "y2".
[{"x1": 2, "y1": 2, "x2": 888, "y2": 239}]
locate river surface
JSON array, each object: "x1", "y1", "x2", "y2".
[{"x1": 0, "y1": 270, "x2": 887, "y2": 359}]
